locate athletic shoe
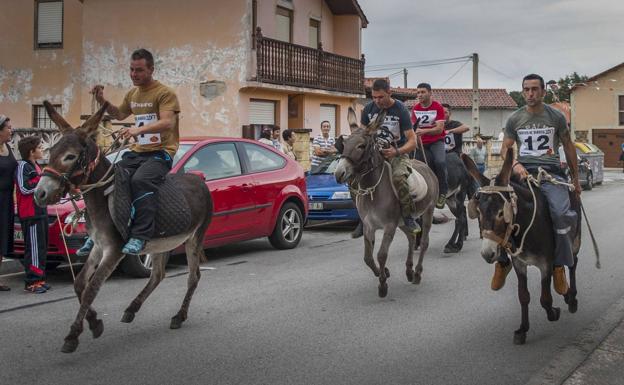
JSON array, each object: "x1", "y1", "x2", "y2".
[
  {"x1": 402, "y1": 216, "x2": 422, "y2": 235},
  {"x1": 76, "y1": 237, "x2": 94, "y2": 257},
  {"x1": 36, "y1": 281, "x2": 51, "y2": 290},
  {"x1": 436, "y1": 195, "x2": 447, "y2": 209},
  {"x1": 24, "y1": 283, "x2": 47, "y2": 294},
  {"x1": 122, "y1": 238, "x2": 146, "y2": 255},
  {"x1": 491, "y1": 261, "x2": 512, "y2": 291}
]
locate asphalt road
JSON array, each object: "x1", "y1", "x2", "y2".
[{"x1": 1, "y1": 179, "x2": 623, "y2": 385}]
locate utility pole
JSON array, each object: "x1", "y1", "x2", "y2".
[
  {"x1": 403, "y1": 68, "x2": 408, "y2": 88},
  {"x1": 472, "y1": 53, "x2": 480, "y2": 136}
]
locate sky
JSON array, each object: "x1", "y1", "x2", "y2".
[{"x1": 358, "y1": 0, "x2": 624, "y2": 92}]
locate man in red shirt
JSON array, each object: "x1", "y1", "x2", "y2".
[{"x1": 411, "y1": 83, "x2": 448, "y2": 208}]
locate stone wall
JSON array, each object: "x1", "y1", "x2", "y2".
[{"x1": 292, "y1": 128, "x2": 312, "y2": 171}]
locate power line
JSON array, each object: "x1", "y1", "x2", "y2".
[
  {"x1": 439, "y1": 59, "x2": 471, "y2": 87},
  {"x1": 365, "y1": 55, "x2": 472, "y2": 72},
  {"x1": 366, "y1": 58, "x2": 471, "y2": 73},
  {"x1": 480, "y1": 60, "x2": 515, "y2": 80}
]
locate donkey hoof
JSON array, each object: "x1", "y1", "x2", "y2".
[
  {"x1": 548, "y1": 307, "x2": 561, "y2": 322},
  {"x1": 91, "y1": 319, "x2": 104, "y2": 338},
  {"x1": 513, "y1": 331, "x2": 527, "y2": 345},
  {"x1": 170, "y1": 316, "x2": 184, "y2": 329},
  {"x1": 568, "y1": 299, "x2": 578, "y2": 314},
  {"x1": 378, "y1": 282, "x2": 388, "y2": 298},
  {"x1": 121, "y1": 311, "x2": 135, "y2": 323},
  {"x1": 412, "y1": 274, "x2": 422, "y2": 285},
  {"x1": 443, "y1": 245, "x2": 459, "y2": 254},
  {"x1": 61, "y1": 339, "x2": 79, "y2": 353},
  {"x1": 406, "y1": 269, "x2": 414, "y2": 282}
]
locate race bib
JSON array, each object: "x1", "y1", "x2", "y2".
[
  {"x1": 444, "y1": 133, "x2": 456, "y2": 150},
  {"x1": 369, "y1": 113, "x2": 400, "y2": 141},
  {"x1": 517, "y1": 127, "x2": 555, "y2": 156},
  {"x1": 414, "y1": 110, "x2": 438, "y2": 128},
  {"x1": 135, "y1": 113, "x2": 161, "y2": 145}
]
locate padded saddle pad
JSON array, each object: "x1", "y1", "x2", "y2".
[
  {"x1": 407, "y1": 167, "x2": 428, "y2": 202},
  {"x1": 109, "y1": 164, "x2": 193, "y2": 242}
]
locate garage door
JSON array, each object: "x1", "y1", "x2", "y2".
[
  {"x1": 592, "y1": 129, "x2": 624, "y2": 167},
  {"x1": 320, "y1": 104, "x2": 337, "y2": 137},
  {"x1": 249, "y1": 100, "x2": 276, "y2": 125}
]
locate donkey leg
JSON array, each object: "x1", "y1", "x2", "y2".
[
  {"x1": 376, "y1": 229, "x2": 396, "y2": 298},
  {"x1": 363, "y1": 227, "x2": 379, "y2": 277},
  {"x1": 400, "y1": 227, "x2": 415, "y2": 282},
  {"x1": 564, "y1": 256, "x2": 579, "y2": 313},
  {"x1": 171, "y1": 239, "x2": 203, "y2": 329},
  {"x1": 73, "y1": 245, "x2": 105, "y2": 339},
  {"x1": 62, "y1": 252, "x2": 123, "y2": 353},
  {"x1": 512, "y1": 261, "x2": 530, "y2": 345},
  {"x1": 443, "y1": 222, "x2": 461, "y2": 254},
  {"x1": 121, "y1": 253, "x2": 168, "y2": 323},
  {"x1": 413, "y1": 208, "x2": 433, "y2": 285},
  {"x1": 539, "y1": 265, "x2": 561, "y2": 322}
]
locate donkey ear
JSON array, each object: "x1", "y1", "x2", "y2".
[
  {"x1": 461, "y1": 153, "x2": 489, "y2": 187},
  {"x1": 495, "y1": 147, "x2": 514, "y2": 186},
  {"x1": 43, "y1": 101, "x2": 73, "y2": 133},
  {"x1": 80, "y1": 101, "x2": 109, "y2": 135},
  {"x1": 366, "y1": 109, "x2": 386, "y2": 136},
  {"x1": 335, "y1": 135, "x2": 344, "y2": 154},
  {"x1": 347, "y1": 107, "x2": 359, "y2": 133}
]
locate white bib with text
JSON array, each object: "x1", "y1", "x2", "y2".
[
  {"x1": 414, "y1": 110, "x2": 438, "y2": 128},
  {"x1": 444, "y1": 132, "x2": 456, "y2": 150},
  {"x1": 517, "y1": 127, "x2": 555, "y2": 156},
  {"x1": 135, "y1": 113, "x2": 162, "y2": 145}
]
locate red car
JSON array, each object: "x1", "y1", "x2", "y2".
[{"x1": 13, "y1": 137, "x2": 308, "y2": 277}]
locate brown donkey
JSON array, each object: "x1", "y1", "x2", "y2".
[
  {"x1": 334, "y1": 108, "x2": 438, "y2": 297},
  {"x1": 34, "y1": 101, "x2": 213, "y2": 353}
]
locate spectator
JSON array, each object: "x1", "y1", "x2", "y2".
[
  {"x1": 271, "y1": 126, "x2": 283, "y2": 153},
  {"x1": 470, "y1": 136, "x2": 488, "y2": 175},
  {"x1": 282, "y1": 129, "x2": 297, "y2": 160},
  {"x1": 258, "y1": 127, "x2": 274, "y2": 146},
  {"x1": 0, "y1": 115, "x2": 16, "y2": 291},
  {"x1": 619, "y1": 146, "x2": 624, "y2": 173},
  {"x1": 311, "y1": 121, "x2": 337, "y2": 168},
  {"x1": 15, "y1": 136, "x2": 49, "y2": 294}
]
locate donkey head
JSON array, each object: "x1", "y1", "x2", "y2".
[
  {"x1": 461, "y1": 147, "x2": 516, "y2": 263},
  {"x1": 34, "y1": 100, "x2": 109, "y2": 206},
  {"x1": 334, "y1": 106, "x2": 385, "y2": 184}
]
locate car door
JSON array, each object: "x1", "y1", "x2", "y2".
[
  {"x1": 238, "y1": 141, "x2": 288, "y2": 233},
  {"x1": 181, "y1": 142, "x2": 256, "y2": 242}
]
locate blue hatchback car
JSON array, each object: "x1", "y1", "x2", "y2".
[{"x1": 306, "y1": 155, "x2": 359, "y2": 221}]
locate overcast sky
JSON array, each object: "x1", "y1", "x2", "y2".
[{"x1": 359, "y1": 0, "x2": 624, "y2": 91}]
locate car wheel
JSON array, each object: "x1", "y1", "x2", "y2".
[
  {"x1": 269, "y1": 202, "x2": 303, "y2": 249},
  {"x1": 121, "y1": 252, "x2": 170, "y2": 278},
  {"x1": 585, "y1": 173, "x2": 593, "y2": 191}
]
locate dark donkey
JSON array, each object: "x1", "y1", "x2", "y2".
[
  {"x1": 34, "y1": 101, "x2": 213, "y2": 353},
  {"x1": 443, "y1": 152, "x2": 477, "y2": 253},
  {"x1": 335, "y1": 108, "x2": 438, "y2": 297},
  {"x1": 462, "y1": 148, "x2": 582, "y2": 344}
]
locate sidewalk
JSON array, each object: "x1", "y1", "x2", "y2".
[{"x1": 527, "y1": 295, "x2": 624, "y2": 385}]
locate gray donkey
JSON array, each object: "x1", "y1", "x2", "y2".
[
  {"x1": 334, "y1": 108, "x2": 438, "y2": 297},
  {"x1": 34, "y1": 101, "x2": 213, "y2": 353}
]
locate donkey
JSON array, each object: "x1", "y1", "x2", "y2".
[
  {"x1": 442, "y1": 152, "x2": 477, "y2": 253},
  {"x1": 34, "y1": 101, "x2": 213, "y2": 353},
  {"x1": 334, "y1": 108, "x2": 438, "y2": 297},
  {"x1": 462, "y1": 148, "x2": 581, "y2": 345}
]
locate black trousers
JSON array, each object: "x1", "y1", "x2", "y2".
[
  {"x1": 0, "y1": 189, "x2": 14, "y2": 257},
  {"x1": 21, "y1": 217, "x2": 48, "y2": 284},
  {"x1": 118, "y1": 150, "x2": 172, "y2": 241}
]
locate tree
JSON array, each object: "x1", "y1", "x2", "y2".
[
  {"x1": 508, "y1": 72, "x2": 588, "y2": 105},
  {"x1": 509, "y1": 91, "x2": 526, "y2": 107}
]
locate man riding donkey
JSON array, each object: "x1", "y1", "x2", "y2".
[
  {"x1": 78, "y1": 48, "x2": 180, "y2": 256},
  {"x1": 356, "y1": 79, "x2": 421, "y2": 234},
  {"x1": 490, "y1": 73, "x2": 580, "y2": 295}
]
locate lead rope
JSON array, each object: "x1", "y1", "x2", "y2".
[
  {"x1": 417, "y1": 136, "x2": 428, "y2": 166},
  {"x1": 55, "y1": 206, "x2": 77, "y2": 282}
]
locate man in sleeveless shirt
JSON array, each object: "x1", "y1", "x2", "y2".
[
  {"x1": 491, "y1": 74, "x2": 580, "y2": 295},
  {"x1": 90, "y1": 48, "x2": 181, "y2": 255}
]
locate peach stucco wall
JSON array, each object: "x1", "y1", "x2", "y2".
[
  {"x1": 333, "y1": 15, "x2": 361, "y2": 59},
  {"x1": 0, "y1": 0, "x2": 83, "y2": 127},
  {"x1": 571, "y1": 65, "x2": 624, "y2": 140}
]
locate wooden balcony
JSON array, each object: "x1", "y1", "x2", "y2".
[{"x1": 254, "y1": 28, "x2": 365, "y2": 95}]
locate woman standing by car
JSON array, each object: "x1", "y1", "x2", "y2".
[{"x1": 0, "y1": 115, "x2": 17, "y2": 291}]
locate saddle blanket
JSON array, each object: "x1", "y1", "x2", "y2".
[
  {"x1": 107, "y1": 164, "x2": 193, "y2": 242},
  {"x1": 407, "y1": 167, "x2": 428, "y2": 201}
]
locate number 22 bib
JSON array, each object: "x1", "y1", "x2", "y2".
[{"x1": 517, "y1": 127, "x2": 555, "y2": 156}]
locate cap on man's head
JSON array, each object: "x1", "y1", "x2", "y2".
[{"x1": 0, "y1": 115, "x2": 9, "y2": 128}]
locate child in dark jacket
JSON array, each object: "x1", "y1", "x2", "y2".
[{"x1": 15, "y1": 136, "x2": 49, "y2": 293}]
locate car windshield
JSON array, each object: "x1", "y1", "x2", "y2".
[
  {"x1": 310, "y1": 155, "x2": 341, "y2": 175},
  {"x1": 105, "y1": 143, "x2": 193, "y2": 166}
]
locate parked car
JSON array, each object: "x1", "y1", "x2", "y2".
[
  {"x1": 13, "y1": 137, "x2": 308, "y2": 277},
  {"x1": 306, "y1": 155, "x2": 359, "y2": 222}
]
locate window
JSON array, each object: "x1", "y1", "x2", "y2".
[
  {"x1": 309, "y1": 19, "x2": 320, "y2": 48},
  {"x1": 276, "y1": 7, "x2": 292, "y2": 43},
  {"x1": 619, "y1": 95, "x2": 624, "y2": 126},
  {"x1": 183, "y1": 143, "x2": 242, "y2": 181},
  {"x1": 242, "y1": 143, "x2": 286, "y2": 173},
  {"x1": 32, "y1": 104, "x2": 61, "y2": 128},
  {"x1": 35, "y1": 1, "x2": 63, "y2": 49}
]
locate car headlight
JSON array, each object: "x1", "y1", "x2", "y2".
[
  {"x1": 64, "y1": 212, "x2": 86, "y2": 224},
  {"x1": 330, "y1": 191, "x2": 351, "y2": 200}
]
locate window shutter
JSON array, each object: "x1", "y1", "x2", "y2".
[
  {"x1": 249, "y1": 100, "x2": 276, "y2": 125},
  {"x1": 37, "y1": 1, "x2": 63, "y2": 46},
  {"x1": 320, "y1": 105, "x2": 337, "y2": 137}
]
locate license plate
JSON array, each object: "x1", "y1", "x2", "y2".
[
  {"x1": 308, "y1": 202, "x2": 324, "y2": 210},
  {"x1": 14, "y1": 230, "x2": 23, "y2": 241}
]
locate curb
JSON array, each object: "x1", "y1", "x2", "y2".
[
  {"x1": 526, "y1": 295, "x2": 624, "y2": 385},
  {"x1": 0, "y1": 258, "x2": 23, "y2": 276}
]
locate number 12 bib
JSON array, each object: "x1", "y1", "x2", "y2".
[{"x1": 517, "y1": 127, "x2": 555, "y2": 156}]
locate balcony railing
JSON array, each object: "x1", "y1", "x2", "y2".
[{"x1": 254, "y1": 28, "x2": 365, "y2": 95}]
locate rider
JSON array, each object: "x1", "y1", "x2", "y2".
[
  {"x1": 492, "y1": 73, "x2": 580, "y2": 294},
  {"x1": 411, "y1": 83, "x2": 448, "y2": 209},
  {"x1": 442, "y1": 103, "x2": 470, "y2": 155},
  {"x1": 85, "y1": 48, "x2": 181, "y2": 255},
  {"x1": 361, "y1": 78, "x2": 419, "y2": 233}
]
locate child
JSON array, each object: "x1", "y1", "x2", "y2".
[{"x1": 15, "y1": 136, "x2": 49, "y2": 293}]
